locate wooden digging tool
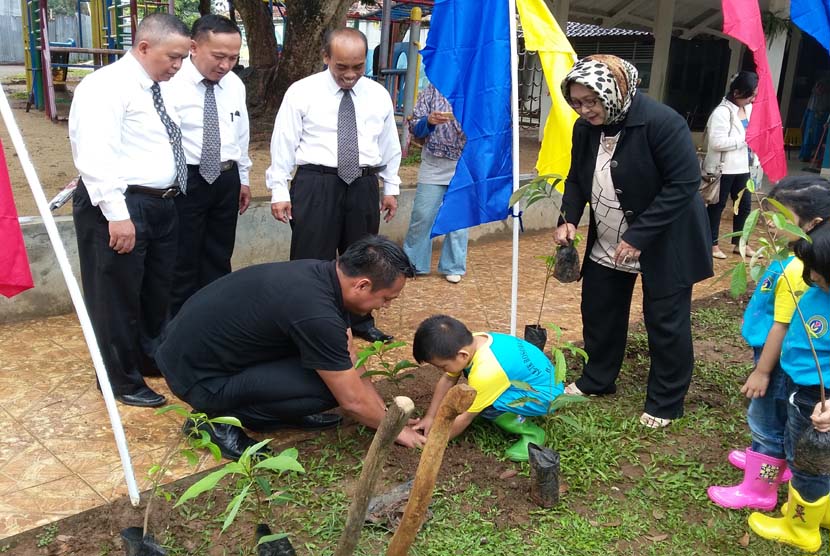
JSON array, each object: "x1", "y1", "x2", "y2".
[
  {"x1": 334, "y1": 396, "x2": 415, "y2": 556},
  {"x1": 386, "y1": 384, "x2": 476, "y2": 556}
]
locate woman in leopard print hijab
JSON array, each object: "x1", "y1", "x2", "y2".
[
  {"x1": 553, "y1": 54, "x2": 713, "y2": 432},
  {"x1": 561, "y1": 54, "x2": 639, "y2": 125}
]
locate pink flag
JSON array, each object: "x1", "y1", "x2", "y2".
[
  {"x1": 722, "y1": 0, "x2": 787, "y2": 182},
  {"x1": 0, "y1": 138, "x2": 34, "y2": 298}
]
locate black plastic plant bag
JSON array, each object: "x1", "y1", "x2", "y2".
[
  {"x1": 528, "y1": 442, "x2": 560, "y2": 508},
  {"x1": 120, "y1": 527, "x2": 167, "y2": 556},
  {"x1": 794, "y1": 428, "x2": 830, "y2": 476},
  {"x1": 524, "y1": 324, "x2": 547, "y2": 352},
  {"x1": 553, "y1": 242, "x2": 580, "y2": 283}
]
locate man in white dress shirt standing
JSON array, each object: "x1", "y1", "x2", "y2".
[
  {"x1": 266, "y1": 27, "x2": 403, "y2": 344},
  {"x1": 69, "y1": 13, "x2": 191, "y2": 407},
  {"x1": 168, "y1": 14, "x2": 252, "y2": 316}
]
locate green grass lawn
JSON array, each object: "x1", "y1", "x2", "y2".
[{"x1": 128, "y1": 296, "x2": 817, "y2": 555}]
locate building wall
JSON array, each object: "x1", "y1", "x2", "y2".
[
  {"x1": 0, "y1": 0, "x2": 23, "y2": 63},
  {"x1": 0, "y1": 189, "x2": 569, "y2": 322},
  {"x1": 0, "y1": 8, "x2": 91, "y2": 65}
]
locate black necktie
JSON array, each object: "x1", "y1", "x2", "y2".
[
  {"x1": 337, "y1": 89, "x2": 360, "y2": 184},
  {"x1": 151, "y1": 82, "x2": 187, "y2": 193}
]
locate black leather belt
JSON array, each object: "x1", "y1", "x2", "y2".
[
  {"x1": 188, "y1": 161, "x2": 236, "y2": 172},
  {"x1": 127, "y1": 185, "x2": 180, "y2": 199},
  {"x1": 298, "y1": 164, "x2": 386, "y2": 177}
]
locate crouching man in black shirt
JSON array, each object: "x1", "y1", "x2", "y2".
[{"x1": 156, "y1": 235, "x2": 426, "y2": 459}]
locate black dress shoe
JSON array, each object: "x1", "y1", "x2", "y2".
[
  {"x1": 259, "y1": 413, "x2": 343, "y2": 432},
  {"x1": 353, "y1": 326, "x2": 394, "y2": 343},
  {"x1": 115, "y1": 386, "x2": 166, "y2": 407},
  {"x1": 182, "y1": 420, "x2": 265, "y2": 461},
  {"x1": 256, "y1": 524, "x2": 297, "y2": 556}
]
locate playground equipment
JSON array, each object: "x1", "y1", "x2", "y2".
[{"x1": 20, "y1": 0, "x2": 173, "y2": 120}]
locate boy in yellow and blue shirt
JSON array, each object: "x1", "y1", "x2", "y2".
[{"x1": 412, "y1": 314, "x2": 564, "y2": 461}]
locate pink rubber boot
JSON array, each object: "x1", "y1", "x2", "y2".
[
  {"x1": 708, "y1": 449, "x2": 787, "y2": 511},
  {"x1": 728, "y1": 448, "x2": 793, "y2": 482}
]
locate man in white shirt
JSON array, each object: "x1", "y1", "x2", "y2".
[
  {"x1": 69, "y1": 13, "x2": 191, "y2": 407},
  {"x1": 168, "y1": 14, "x2": 252, "y2": 316},
  {"x1": 266, "y1": 27, "x2": 403, "y2": 344}
]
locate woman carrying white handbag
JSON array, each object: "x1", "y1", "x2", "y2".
[{"x1": 704, "y1": 71, "x2": 760, "y2": 259}]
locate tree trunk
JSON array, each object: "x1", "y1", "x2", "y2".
[
  {"x1": 234, "y1": 0, "x2": 353, "y2": 138},
  {"x1": 198, "y1": 0, "x2": 211, "y2": 16}
]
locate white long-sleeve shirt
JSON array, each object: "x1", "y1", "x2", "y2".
[
  {"x1": 168, "y1": 57, "x2": 252, "y2": 185},
  {"x1": 68, "y1": 51, "x2": 179, "y2": 222},
  {"x1": 265, "y1": 69, "x2": 402, "y2": 203}
]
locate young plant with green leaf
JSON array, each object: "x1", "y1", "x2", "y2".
[
  {"x1": 509, "y1": 322, "x2": 590, "y2": 430},
  {"x1": 175, "y1": 442, "x2": 304, "y2": 547},
  {"x1": 356, "y1": 340, "x2": 419, "y2": 391},
  {"x1": 509, "y1": 174, "x2": 581, "y2": 327},
  {"x1": 726, "y1": 177, "x2": 827, "y2": 389},
  {"x1": 142, "y1": 405, "x2": 237, "y2": 539},
  {"x1": 725, "y1": 180, "x2": 811, "y2": 298}
]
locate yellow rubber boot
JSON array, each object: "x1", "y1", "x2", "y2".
[
  {"x1": 748, "y1": 484, "x2": 829, "y2": 552},
  {"x1": 780, "y1": 501, "x2": 830, "y2": 529}
]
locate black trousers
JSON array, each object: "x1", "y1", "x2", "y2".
[
  {"x1": 169, "y1": 164, "x2": 241, "y2": 316},
  {"x1": 707, "y1": 172, "x2": 751, "y2": 247},
  {"x1": 576, "y1": 258, "x2": 694, "y2": 419},
  {"x1": 73, "y1": 180, "x2": 178, "y2": 395},
  {"x1": 289, "y1": 167, "x2": 381, "y2": 331},
  {"x1": 179, "y1": 357, "x2": 338, "y2": 431}
]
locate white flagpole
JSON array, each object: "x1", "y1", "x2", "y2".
[
  {"x1": 0, "y1": 92, "x2": 141, "y2": 506},
  {"x1": 508, "y1": 0, "x2": 520, "y2": 336}
]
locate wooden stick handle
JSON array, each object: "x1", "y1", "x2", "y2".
[
  {"x1": 334, "y1": 397, "x2": 415, "y2": 556},
  {"x1": 386, "y1": 385, "x2": 476, "y2": 556}
]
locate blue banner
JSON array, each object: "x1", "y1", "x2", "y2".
[
  {"x1": 421, "y1": 0, "x2": 513, "y2": 237},
  {"x1": 791, "y1": 0, "x2": 830, "y2": 53}
]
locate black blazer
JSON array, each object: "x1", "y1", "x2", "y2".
[{"x1": 560, "y1": 93, "x2": 714, "y2": 297}]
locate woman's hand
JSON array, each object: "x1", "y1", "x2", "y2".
[
  {"x1": 741, "y1": 369, "x2": 770, "y2": 399},
  {"x1": 554, "y1": 223, "x2": 576, "y2": 246},
  {"x1": 427, "y1": 111, "x2": 453, "y2": 126},
  {"x1": 613, "y1": 240, "x2": 641, "y2": 265}
]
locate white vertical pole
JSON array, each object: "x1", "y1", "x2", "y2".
[
  {"x1": 0, "y1": 91, "x2": 141, "y2": 506},
  {"x1": 508, "y1": 0, "x2": 520, "y2": 336}
]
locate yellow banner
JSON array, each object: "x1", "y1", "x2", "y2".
[{"x1": 516, "y1": 0, "x2": 578, "y2": 188}]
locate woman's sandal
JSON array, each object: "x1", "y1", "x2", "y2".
[{"x1": 639, "y1": 412, "x2": 672, "y2": 429}]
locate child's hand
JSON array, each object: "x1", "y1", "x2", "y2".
[
  {"x1": 412, "y1": 416, "x2": 433, "y2": 436},
  {"x1": 811, "y1": 402, "x2": 830, "y2": 433},
  {"x1": 741, "y1": 369, "x2": 770, "y2": 398},
  {"x1": 396, "y1": 426, "x2": 427, "y2": 448}
]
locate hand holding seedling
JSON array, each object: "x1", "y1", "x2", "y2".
[
  {"x1": 812, "y1": 402, "x2": 830, "y2": 432},
  {"x1": 554, "y1": 222, "x2": 576, "y2": 246}
]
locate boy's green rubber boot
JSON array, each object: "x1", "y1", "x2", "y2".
[{"x1": 493, "y1": 412, "x2": 546, "y2": 462}]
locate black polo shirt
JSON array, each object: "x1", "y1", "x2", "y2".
[{"x1": 156, "y1": 260, "x2": 353, "y2": 396}]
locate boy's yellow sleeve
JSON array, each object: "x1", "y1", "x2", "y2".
[{"x1": 774, "y1": 258, "x2": 807, "y2": 323}]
